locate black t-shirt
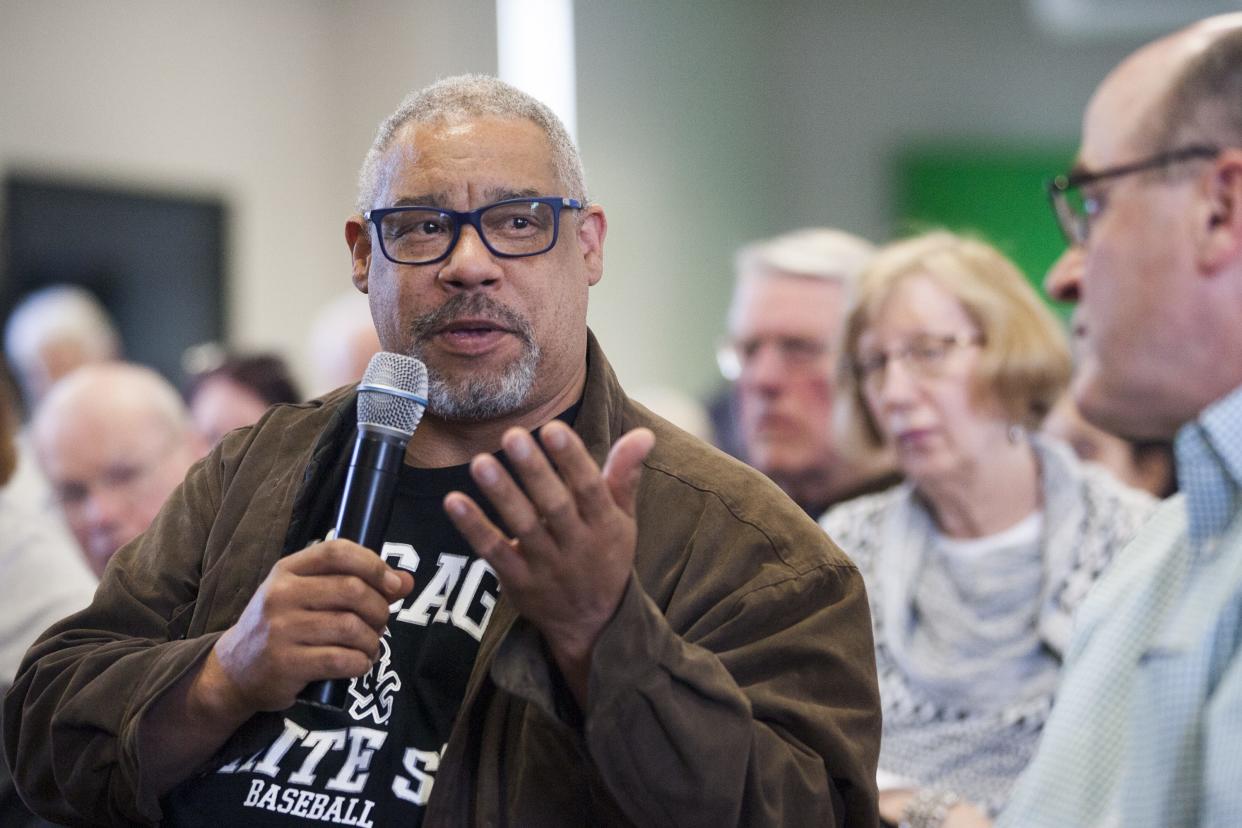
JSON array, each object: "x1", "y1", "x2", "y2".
[{"x1": 163, "y1": 461, "x2": 501, "y2": 827}]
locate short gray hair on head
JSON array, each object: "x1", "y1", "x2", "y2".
[
  {"x1": 355, "y1": 74, "x2": 587, "y2": 213},
  {"x1": 734, "y1": 228, "x2": 876, "y2": 288},
  {"x1": 1146, "y1": 24, "x2": 1242, "y2": 155},
  {"x1": 4, "y1": 285, "x2": 121, "y2": 398},
  {"x1": 34, "y1": 361, "x2": 193, "y2": 447}
]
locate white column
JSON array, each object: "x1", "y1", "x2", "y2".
[{"x1": 496, "y1": 0, "x2": 577, "y2": 143}]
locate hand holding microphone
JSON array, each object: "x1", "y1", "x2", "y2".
[{"x1": 205, "y1": 353, "x2": 428, "y2": 715}]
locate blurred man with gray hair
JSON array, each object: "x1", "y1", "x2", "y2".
[
  {"x1": 721, "y1": 228, "x2": 897, "y2": 517},
  {"x1": 32, "y1": 362, "x2": 206, "y2": 577},
  {"x1": 4, "y1": 285, "x2": 121, "y2": 413},
  {"x1": 3, "y1": 285, "x2": 123, "y2": 550}
]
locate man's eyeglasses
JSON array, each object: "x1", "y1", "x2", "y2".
[
  {"x1": 852, "y1": 331, "x2": 983, "y2": 390},
  {"x1": 1046, "y1": 145, "x2": 1220, "y2": 245},
  {"x1": 366, "y1": 196, "x2": 583, "y2": 266},
  {"x1": 717, "y1": 336, "x2": 831, "y2": 382}
]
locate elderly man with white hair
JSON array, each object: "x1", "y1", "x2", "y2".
[
  {"x1": 720, "y1": 228, "x2": 898, "y2": 517},
  {"x1": 4, "y1": 285, "x2": 121, "y2": 412},
  {"x1": 32, "y1": 362, "x2": 206, "y2": 577}
]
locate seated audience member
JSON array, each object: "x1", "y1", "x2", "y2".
[
  {"x1": 999, "y1": 14, "x2": 1242, "y2": 827},
  {"x1": 722, "y1": 228, "x2": 898, "y2": 516},
  {"x1": 4, "y1": 284, "x2": 121, "y2": 413},
  {"x1": 3, "y1": 285, "x2": 122, "y2": 525},
  {"x1": 306, "y1": 288, "x2": 382, "y2": 397},
  {"x1": 185, "y1": 352, "x2": 301, "y2": 447},
  {"x1": 1043, "y1": 391, "x2": 1176, "y2": 498},
  {"x1": 0, "y1": 375, "x2": 95, "y2": 828},
  {"x1": 821, "y1": 231, "x2": 1156, "y2": 824},
  {"x1": 32, "y1": 363, "x2": 207, "y2": 577},
  {"x1": 4, "y1": 75, "x2": 880, "y2": 827}
]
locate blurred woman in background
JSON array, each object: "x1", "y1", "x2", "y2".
[
  {"x1": 821, "y1": 231, "x2": 1155, "y2": 826},
  {"x1": 184, "y1": 351, "x2": 301, "y2": 447}
]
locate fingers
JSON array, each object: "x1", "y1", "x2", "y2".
[
  {"x1": 444, "y1": 491, "x2": 530, "y2": 587},
  {"x1": 497, "y1": 428, "x2": 584, "y2": 541},
  {"x1": 538, "y1": 421, "x2": 617, "y2": 521},
  {"x1": 303, "y1": 646, "x2": 378, "y2": 682},
  {"x1": 471, "y1": 446, "x2": 556, "y2": 545},
  {"x1": 457, "y1": 424, "x2": 654, "y2": 544},
  {"x1": 601, "y1": 428, "x2": 655, "y2": 516},
  {"x1": 282, "y1": 539, "x2": 412, "y2": 603},
  {"x1": 281, "y1": 575, "x2": 397, "y2": 631}
]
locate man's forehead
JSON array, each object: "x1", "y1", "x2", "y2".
[
  {"x1": 1079, "y1": 20, "x2": 1236, "y2": 170},
  {"x1": 1079, "y1": 55, "x2": 1174, "y2": 169},
  {"x1": 731, "y1": 273, "x2": 845, "y2": 332},
  {"x1": 375, "y1": 115, "x2": 559, "y2": 204}
]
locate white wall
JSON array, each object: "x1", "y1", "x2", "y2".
[
  {"x1": 0, "y1": 0, "x2": 495, "y2": 393},
  {"x1": 575, "y1": 0, "x2": 1151, "y2": 398},
  {"x1": 0, "y1": 0, "x2": 1200, "y2": 400}
]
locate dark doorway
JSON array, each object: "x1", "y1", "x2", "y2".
[{"x1": 2, "y1": 174, "x2": 227, "y2": 384}]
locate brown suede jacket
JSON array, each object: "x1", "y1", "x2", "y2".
[{"x1": 4, "y1": 334, "x2": 880, "y2": 827}]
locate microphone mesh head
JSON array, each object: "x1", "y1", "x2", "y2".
[{"x1": 357, "y1": 352, "x2": 429, "y2": 437}]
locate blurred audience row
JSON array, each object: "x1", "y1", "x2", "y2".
[
  {"x1": 0, "y1": 222, "x2": 1181, "y2": 826},
  {"x1": 711, "y1": 226, "x2": 1175, "y2": 822},
  {"x1": 0, "y1": 281, "x2": 388, "y2": 824},
  {"x1": 0, "y1": 284, "x2": 383, "y2": 586}
]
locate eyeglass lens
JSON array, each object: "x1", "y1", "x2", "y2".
[
  {"x1": 719, "y1": 336, "x2": 830, "y2": 381},
  {"x1": 1052, "y1": 186, "x2": 1090, "y2": 245},
  {"x1": 856, "y1": 334, "x2": 977, "y2": 388}
]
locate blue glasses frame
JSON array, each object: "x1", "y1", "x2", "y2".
[{"x1": 365, "y1": 196, "x2": 584, "y2": 265}]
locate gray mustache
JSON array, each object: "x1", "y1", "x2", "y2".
[{"x1": 410, "y1": 293, "x2": 534, "y2": 344}]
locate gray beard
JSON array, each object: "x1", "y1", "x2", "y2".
[{"x1": 409, "y1": 293, "x2": 541, "y2": 421}]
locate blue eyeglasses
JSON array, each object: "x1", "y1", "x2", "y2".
[{"x1": 366, "y1": 196, "x2": 583, "y2": 265}]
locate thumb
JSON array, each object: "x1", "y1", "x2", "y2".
[{"x1": 601, "y1": 428, "x2": 655, "y2": 516}]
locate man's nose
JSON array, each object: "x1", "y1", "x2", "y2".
[
  {"x1": 83, "y1": 485, "x2": 126, "y2": 528},
  {"x1": 1045, "y1": 248, "x2": 1083, "y2": 303},
  {"x1": 437, "y1": 225, "x2": 502, "y2": 290}
]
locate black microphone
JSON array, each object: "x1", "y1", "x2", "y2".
[{"x1": 300, "y1": 351, "x2": 429, "y2": 708}]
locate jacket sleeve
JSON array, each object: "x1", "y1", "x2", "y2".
[
  {"x1": 489, "y1": 535, "x2": 882, "y2": 828},
  {"x1": 2, "y1": 448, "x2": 226, "y2": 827}
]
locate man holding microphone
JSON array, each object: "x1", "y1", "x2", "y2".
[{"x1": 5, "y1": 75, "x2": 880, "y2": 827}]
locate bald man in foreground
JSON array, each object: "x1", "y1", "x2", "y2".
[
  {"x1": 994, "y1": 13, "x2": 1242, "y2": 828},
  {"x1": 33, "y1": 363, "x2": 206, "y2": 577}
]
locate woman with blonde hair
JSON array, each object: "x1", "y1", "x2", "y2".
[{"x1": 821, "y1": 231, "x2": 1155, "y2": 826}]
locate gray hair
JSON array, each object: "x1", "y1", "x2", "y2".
[
  {"x1": 34, "y1": 362, "x2": 194, "y2": 446},
  {"x1": 733, "y1": 227, "x2": 876, "y2": 288},
  {"x1": 356, "y1": 74, "x2": 587, "y2": 213},
  {"x1": 4, "y1": 285, "x2": 121, "y2": 403}
]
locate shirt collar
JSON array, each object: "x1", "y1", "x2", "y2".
[{"x1": 1175, "y1": 383, "x2": 1242, "y2": 545}]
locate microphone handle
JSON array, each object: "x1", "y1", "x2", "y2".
[{"x1": 301, "y1": 428, "x2": 408, "y2": 708}]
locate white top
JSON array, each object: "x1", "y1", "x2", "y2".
[{"x1": 0, "y1": 440, "x2": 96, "y2": 689}]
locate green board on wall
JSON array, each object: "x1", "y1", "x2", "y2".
[{"x1": 894, "y1": 145, "x2": 1075, "y2": 320}]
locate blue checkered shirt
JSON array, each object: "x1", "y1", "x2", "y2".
[{"x1": 998, "y1": 384, "x2": 1242, "y2": 827}]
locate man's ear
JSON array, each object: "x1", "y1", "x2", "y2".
[
  {"x1": 577, "y1": 205, "x2": 607, "y2": 287},
  {"x1": 1196, "y1": 149, "x2": 1242, "y2": 274},
  {"x1": 345, "y1": 216, "x2": 372, "y2": 293}
]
